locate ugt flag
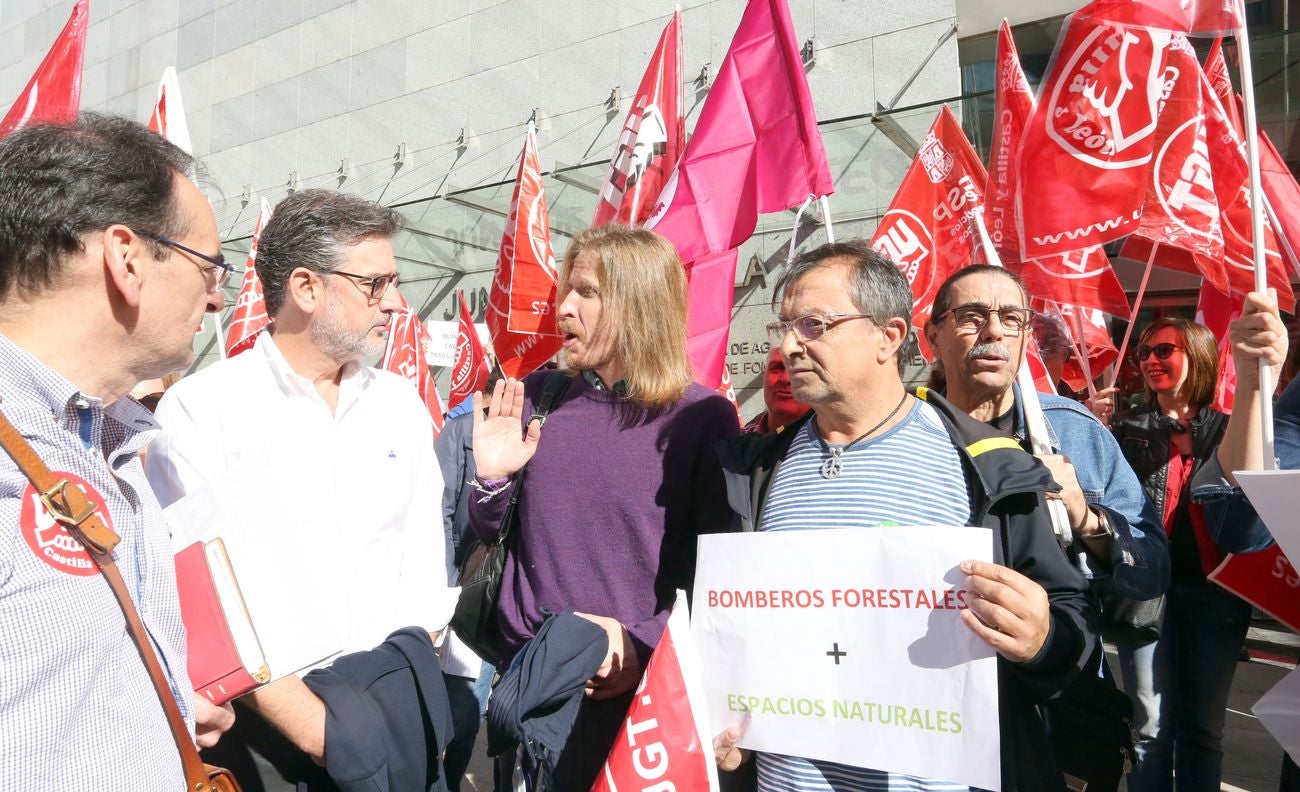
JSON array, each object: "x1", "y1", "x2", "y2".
[
  {"x1": 381, "y1": 292, "x2": 446, "y2": 438},
  {"x1": 0, "y1": 0, "x2": 88, "y2": 138},
  {"x1": 592, "y1": 10, "x2": 683, "y2": 227},
  {"x1": 450, "y1": 290, "x2": 490, "y2": 409},
  {"x1": 225, "y1": 198, "x2": 274, "y2": 357},
  {"x1": 593, "y1": 591, "x2": 719, "y2": 792},
  {"x1": 486, "y1": 121, "x2": 562, "y2": 380}
]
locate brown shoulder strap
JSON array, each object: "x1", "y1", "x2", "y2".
[{"x1": 0, "y1": 408, "x2": 214, "y2": 790}]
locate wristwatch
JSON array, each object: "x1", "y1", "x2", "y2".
[{"x1": 1080, "y1": 506, "x2": 1115, "y2": 541}]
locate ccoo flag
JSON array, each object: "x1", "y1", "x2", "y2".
[
  {"x1": 487, "y1": 121, "x2": 563, "y2": 379},
  {"x1": 0, "y1": 0, "x2": 89, "y2": 138},
  {"x1": 224, "y1": 198, "x2": 274, "y2": 357},
  {"x1": 592, "y1": 10, "x2": 683, "y2": 227},
  {"x1": 645, "y1": 0, "x2": 832, "y2": 390},
  {"x1": 450, "y1": 290, "x2": 490, "y2": 409}
]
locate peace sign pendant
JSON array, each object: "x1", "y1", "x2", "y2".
[{"x1": 820, "y1": 449, "x2": 843, "y2": 479}]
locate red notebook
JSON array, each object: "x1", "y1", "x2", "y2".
[{"x1": 175, "y1": 539, "x2": 270, "y2": 705}]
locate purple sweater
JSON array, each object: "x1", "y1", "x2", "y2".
[{"x1": 469, "y1": 372, "x2": 739, "y2": 662}]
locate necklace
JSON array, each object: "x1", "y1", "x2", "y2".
[{"x1": 814, "y1": 392, "x2": 910, "y2": 479}]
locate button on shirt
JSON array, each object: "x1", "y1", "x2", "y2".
[
  {"x1": 145, "y1": 333, "x2": 456, "y2": 654},
  {"x1": 0, "y1": 333, "x2": 190, "y2": 790}
]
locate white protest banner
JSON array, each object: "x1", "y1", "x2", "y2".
[
  {"x1": 424, "y1": 321, "x2": 458, "y2": 367},
  {"x1": 1236, "y1": 469, "x2": 1300, "y2": 562},
  {"x1": 1254, "y1": 666, "x2": 1300, "y2": 765},
  {"x1": 692, "y1": 526, "x2": 1000, "y2": 790}
]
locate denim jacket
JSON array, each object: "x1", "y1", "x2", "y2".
[
  {"x1": 1013, "y1": 386, "x2": 1170, "y2": 600},
  {"x1": 1111, "y1": 402, "x2": 1273, "y2": 556}
]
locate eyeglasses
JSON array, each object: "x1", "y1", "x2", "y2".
[
  {"x1": 934, "y1": 303, "x2": 1035, "y2": 335},
  {"x1": 765, "y1": 312, "x2": 872, "y2": 344},
  {"x1": 323, "y1": 268, "x2": 401, "y2": 301},
  {"x1": 137, "y1": 231, "x2": 236, "y2": 293},
  {"x1": 1133, "y1": 342, "x2": 1182, "y2": 362}
]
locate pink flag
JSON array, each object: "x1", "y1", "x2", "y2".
[
  {"x1": 450, "y1": 290, "x2": 490, "y2": 409},
  {"x1": 224, "y1": 198, "x2": 274, "y2": 357},
  {"x1": 381, "y1": 293, "x2": 446, "y2": 438},
  {"x1": 486, "y1": 122, "x2": 563, "y2": 380},
  {"x1": 645, "y1": 0, "x2": 832, "y2": 389},
  {"x1": 0, "y1": 0, "x2": 88, "y2": 138},
  {"x1": 987, "y1": 20, "x2": 1130, "y2": 319},
  {"x1": 592, "y1": 11, "x2": 683, "y2": 227},
  {"x1": 592, "y1": 593, "x2": 719, "y2": 792}
]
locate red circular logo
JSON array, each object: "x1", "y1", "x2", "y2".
[{"x1": 19, "y1": 472, "x2": 111, "y2": 577}]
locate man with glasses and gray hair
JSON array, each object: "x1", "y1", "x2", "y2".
[
  {"x1": 712, "y1": 242, "x2": 1095, "y2": 792},
  {"x1": 145, "y1": 189, "x2": 457, "y2": 788},
  {"x1": 0, "y1": 113, "x2": 235, "y2": 789}
]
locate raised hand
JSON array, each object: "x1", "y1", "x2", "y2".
[{"x1": 471, "y1": 378, "x2": 543, "y2": 480}]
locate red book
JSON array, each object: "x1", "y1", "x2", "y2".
[{"x1": 175, "y1": 539, "x2": 270, "y2": 705}]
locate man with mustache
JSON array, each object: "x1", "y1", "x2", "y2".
[
  {"x1": 146, "y1": 190, "x2": 456, "y2": 789},
  {"x1": 712, "y1": 243, "x2": 1096, "y2": 791},
  {"x1": 923, "y1": 265, "x2": 1168, "y2": 601}
]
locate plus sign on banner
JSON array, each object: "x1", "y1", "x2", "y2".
[{"x1": 691, "y1": 527, "x2": 1000, "y2": 790}]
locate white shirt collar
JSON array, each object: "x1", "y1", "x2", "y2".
[{"x1": 254, "y1": 332, "x2": 375, "y2": 416}]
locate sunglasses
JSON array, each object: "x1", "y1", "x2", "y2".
[{"x1": 1133, "y1": 342, "x2": 1181, "y2": 362}]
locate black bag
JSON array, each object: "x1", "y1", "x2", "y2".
[
  {"x1": 1046, "y1": 672, "x2": 1137, "y2": 792},
  {"x1": 1099, "y1": 591, "x2": 1166, "y2": 644},
  {"x1": 449, "y1": 372, "x2": 569, "y2": 666}
]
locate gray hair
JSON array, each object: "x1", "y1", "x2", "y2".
[
  {"x1": 257, "y1": 189, "x2": 404, "y2": 316},
  {"x1": 773, "y1": 240, "x2": 915, "y2": 375},
  {"x1": 0, "y1": 112, "x2": 197, "y2": 298}
]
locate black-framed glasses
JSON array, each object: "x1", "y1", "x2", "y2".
[
  {"x1": 765, "y1": 312, "x2": 872, "y2": 344},
  {"x1": 323, "y1": 269, "x2": 400, "y2": 301},
  {"x1": 1134, "y1": 342, "x2": 1182, "y2": 362},
  {"x1": 137, "y1": 231, "x2": 236, "y2": 293},
  {"x1": 934, "y1": 303, "x2": 1035, "y2": 335}
]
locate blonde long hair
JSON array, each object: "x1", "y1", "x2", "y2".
[{"x1": 560, "y1": 225, "x2": 693, "y2": 408}]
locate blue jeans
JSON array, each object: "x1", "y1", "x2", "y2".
[{"x1": 1116, "y1": 581, "x2": 1252, "y2": 792}]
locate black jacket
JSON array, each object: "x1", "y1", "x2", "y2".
[
  {"x1": 1111, "y1": 402, "x2": 1228, "y2": 525},
  {"x1": 713, "y1": 391, "x2": 1097, "y2": 792}
]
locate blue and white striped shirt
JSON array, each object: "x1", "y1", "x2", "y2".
[
  {"x1": 0, "y1": 333, "x2": 190, "y2": 790},
  {"x1": 758, "y1": 400, "x2": 978, "y2": 792}
]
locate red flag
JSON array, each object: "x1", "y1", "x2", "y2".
[
  {"x1": 715, "y1": 365, "x2": 741, "y2": 421},
  {"x1": 146, "y1": 67, "x2": 193, "y2": 154},
  {"x1": 871, "y1": 106, "x2": 987, "y2": 331},
  {"x1": 1204, "y1": 38, "x2": 1242, "y2": 131},
  {"x1": 1038, "y1": 301, "x2": 1120, "y2": 392},
  {"x1": 1124, "y1": 36, "x2": 1245, "y2": 295},
  {"x1": 986, "y1": 21, "x2": 1130, "y2": 319},
  {"x1": 1196, "y1": 280, "x2": 1241, "y2": 412},
  {"x1": 1016, "y1": 7, "x2": 1177, "y2": 259},
  {"x1": 592, "y1": 593, "x2": 719, "y2": 792},
  {"x1": 381, "y1": 293, "x2": 446, "y2": 438},
  {"x1": 1257, "y1": 123, "x2": 1300, "y2": 278},
  {"x1": 1209, "y1": 547, "x2": 1300, "y2": 634},
  {"x1": 592, "y1": 11, "x2": 683, "y2": 227},
  {"x1": 1026, "y1": 337, "x2": 1059, "y2": 395},
  {"x1": 1080, "y1": 0, "x2": 1245, "y2": 37},
  {"x1": 0, "y1": 0, "x2": 88, "y2": 138},
  {"x1": 645, "y1": 0, "x2": 832, "y2": 390},
  {"x1": 486, "y1": 122, "x2": 563, "y2": 380},
  {"x1": 224, "y1": 198, "x2": 274, "y2": 357},
  {"x1": 450, "y1": 290, "x2": 490, "y2": 409}
]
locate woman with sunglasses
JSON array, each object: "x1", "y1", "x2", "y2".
[{"x1": 1111, "y1": 294, "x2": 1288, "y2": 792}]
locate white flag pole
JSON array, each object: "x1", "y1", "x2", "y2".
[
  {"x1": 1235, "y1": 9, "x2": 1278, "y2": 469},
  {"x1": 972, "y1": 210, "x2": 1074, "y2": 547},
  {"x1": 1108, "y1": 241, "x2": 1159, "y2": 389}
]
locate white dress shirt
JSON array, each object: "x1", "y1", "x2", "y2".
[{"x1": 146, "y1": 333, "x2": 456, "y2": 656}]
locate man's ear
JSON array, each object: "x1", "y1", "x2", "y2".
[
  {"x1": 879, "y1": 317, "x2": 910, "y2": 364},
  {"x1": 101, "y1": 226, "x2": 146, "y2": 308},
  {"x1": 285, "y1": 267, "x2": 322, "y2": 314},
  {"x1": 923, "y1": 320, "x2": 940, "y2": 355}
]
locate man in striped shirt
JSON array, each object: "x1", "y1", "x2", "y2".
[{"x1": 713, "y1": 242, "x2": 1095, "y2": 792}]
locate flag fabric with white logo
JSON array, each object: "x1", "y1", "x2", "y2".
[
  {"x1": 1016, "y1": 4, "x2": 1177, "y2": 259},
  {"x1": 987, "y1": 20, "x2": 1130, "y2": 320},
  {"x1": 0, "y1": 0, "x2": 88, "y2": 138},
  {"x1": 871, "y1": 106, "x2": 986, "y2": 334},
  {"x1": 592, "y1": 591, "x2": 720, "y2": 792},
  {"x1": 645, "y1": 0, "x2": 833, "y2": 391},
  {"x1": 1081, "y1": 0, "x2": 1245, "y2": 38},
  {"x1": 1036, "y1": 301, "x2": 1119, "y2": 394},
  {"x1": 592, "y1": 11, "x2": 683, "y2": 227},
  {"x1": 450, "y1": 290, "x2": 490, "y2": 410},
  {"x1": 381, "y1": 293, "x2": 446, "y2": 438},
  {"x1": 225, "y1": 198, "x2": 274, "y2": 357},
  {"x1": 486, "y1": 122, "x2": 563, "y2": 380},
  {"x1": 146, "y1": 67, "x2": 193, "y2": 154}
]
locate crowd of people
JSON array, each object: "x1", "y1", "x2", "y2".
[{"x1": 0, "y1": 114, "x2": 1295, "y2": 792}]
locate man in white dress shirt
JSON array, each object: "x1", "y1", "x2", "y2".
[{"x1": 146, "y1": 189, "x2": 455, "y2": 787}]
